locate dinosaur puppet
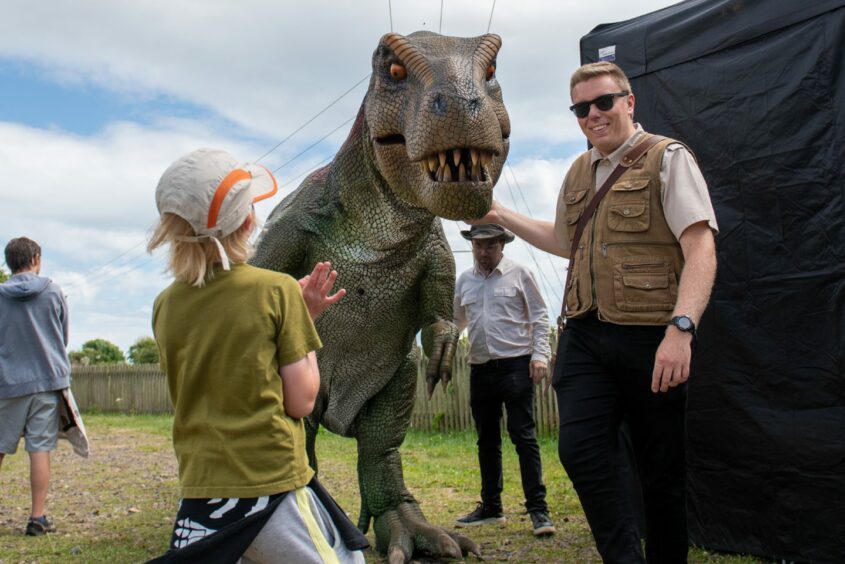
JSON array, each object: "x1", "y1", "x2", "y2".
[{"x1": 252, "y1": 31, "x2": 510, "y2": 562}]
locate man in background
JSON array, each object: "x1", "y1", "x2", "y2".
[
  {"x1": 453, "y1": 224, "x2": 555, "y2": 537},
  {"x1": 0, "y1": 237, "x2": 70, "y2": 536}
]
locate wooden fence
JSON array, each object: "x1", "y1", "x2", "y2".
[{"x1": 71, "y1": 337, "x2": 560, "y2": 435}]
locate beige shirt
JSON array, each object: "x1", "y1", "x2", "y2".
[
  {"x1": 454, "y1": 256, "x2": 551, "y2": 365},
  {"x1": 555, "y1": 124, "x2": 718, "y2": 249}
]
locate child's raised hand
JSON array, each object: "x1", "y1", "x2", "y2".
[{"x1": 299, "y1": 261, "x2": 346, "y2": 320}]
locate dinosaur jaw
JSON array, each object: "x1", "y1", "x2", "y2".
[
  {"x1": 372, "y1": 136, "x2": 504, "y2": 221},
  {"x1": 418, "y1": 148, "x2": 492, "y2": 183}
]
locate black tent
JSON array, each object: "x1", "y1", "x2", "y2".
[{"x1": 580, "y1": 1, "x2": 845, "y2": 562}]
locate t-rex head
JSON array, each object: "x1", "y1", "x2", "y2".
[{"x1": 365, "y1": 31, "x2": 511, "y2": 220}]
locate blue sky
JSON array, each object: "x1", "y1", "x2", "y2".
[{"x1": 0, "y1": 0, "x2": 678, "y2": 356}]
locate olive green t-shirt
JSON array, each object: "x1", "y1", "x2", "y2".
[{"x1": 152, "y1": 264, "x2": 321, "y2": 498}]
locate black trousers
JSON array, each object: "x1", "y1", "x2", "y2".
[
  {"x1": 470, "y1": 355, "x2": 548, "y2": 513},
  {"x1": 554, "y1": 315, "x2": 688, "y2": 564}
]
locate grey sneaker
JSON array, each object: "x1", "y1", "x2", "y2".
[
  {"x1": 530, "y1": 511, "x2": 555, "y2": 536},
  {"x1": 455, "y1": 502, "x2": 506, "y2": 527},
  {"x1": 25, "y1": 515, "x2": 56, "y2": 536}
]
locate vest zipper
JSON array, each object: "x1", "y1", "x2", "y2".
[{"x1": 600, "y1": 240, "x2": 679, "y2": 258}]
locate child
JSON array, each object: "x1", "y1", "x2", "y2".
[{"x1": 147, "y1": 148, "x2": 366, "y2": 563}]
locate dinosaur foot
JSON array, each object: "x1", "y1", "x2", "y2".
[{"x1": 373, "y1": 501, "x2": 481, "y2": 563}]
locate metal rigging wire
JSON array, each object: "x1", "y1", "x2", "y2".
[
  {"x1": 253, "y1": 73, "x2": 370, "y2": 164},
  {"x1": 486, "y1": 0, "x2": 497, "y2": 33}
]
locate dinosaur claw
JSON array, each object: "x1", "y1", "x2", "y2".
[
  {"x1": 437, "y1": 533, "x2": 462, "y2": 559},
  {"x1": 389, "y1": 545, "x2": 408, "y2": 564},
  {"x1": 452, "y1": 533, "x2": 483, "y2": 559}
]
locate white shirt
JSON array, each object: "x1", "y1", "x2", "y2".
[{"x1": 453, "y1": 256, "x2": 551, "y2": 365}]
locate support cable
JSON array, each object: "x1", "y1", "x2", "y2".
[
  {"x1": 439, "y1": 0, "x2": 444, "y2": 34},
  {"x1": 486, "y1": 0, "x2": 497, "y2": 33},
  {"x1": 253, "y1": 73, "x2": 370, "y2": 164},
  {"x1": 505, "y1": 162, "x2": 566, "y2": 290}
]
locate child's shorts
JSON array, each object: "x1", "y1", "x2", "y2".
[{"x1": 0, "y1": 391, "x2": 60, "y2": 454}]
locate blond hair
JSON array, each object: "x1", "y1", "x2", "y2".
[
  {"x1": 147, "y1": 212, "x2": 254, "y2": 287},
  {"x1": 570, "y1": 62, "x2": 631, "y2": 95}
]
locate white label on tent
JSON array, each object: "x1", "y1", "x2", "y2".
[{"x1": 598, "y1": 45, "x2": 616, "y2": 62}]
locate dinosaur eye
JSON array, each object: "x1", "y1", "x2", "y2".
[
  {"x1": 389, "y1": 63, "x2": 407, "y2": 81},
  {"x1": 486, "y1": 63, "x2": 496, "y2": 80}
]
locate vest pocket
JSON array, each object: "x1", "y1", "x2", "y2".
[
  {"x1": 608, "y1": 202, "x2": 649, "y2": 232},
  {"x1": 612, "y1": 256, "x2": 677, "y2": 312},
  {"x1": 608, "y1": 178, "x2": 650, "y2": 232},
  {"x1": 564, "y1": 189, "x2": 589, "y2": 241}
]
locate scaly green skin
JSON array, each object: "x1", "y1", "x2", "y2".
[{"x1": 252, "y1": 31, "x2": 510, "y2": 562}]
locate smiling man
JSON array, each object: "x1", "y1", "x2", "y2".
[{"x1": 467, "y1": 62, "x2": 718, "y2": 562}]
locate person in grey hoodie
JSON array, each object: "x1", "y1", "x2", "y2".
[{"x1": 0, "y1": 236, "x2": 70, "y2": 536}]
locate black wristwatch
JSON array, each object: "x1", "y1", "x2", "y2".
[{"x1": 670, "y1": 315, "x2": 696, "y2": 336}]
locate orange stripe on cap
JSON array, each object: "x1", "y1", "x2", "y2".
[
  {"x1": 251, "y1": 164, "x2": 278, "y2": 203},
  {"x1": 206, "y1": 168, "x2": 251, "y2": 229}
]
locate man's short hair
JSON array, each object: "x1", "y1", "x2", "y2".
[
  {"x1": 570, "y1": 62, "x2": 632, "y2": 96},
  {"x1": 4, "y1": 237, "x2": 41, "y2": 274}
]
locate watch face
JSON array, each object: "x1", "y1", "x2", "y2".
[{"x1": 675, "y1": 316, "x2": 693, "y2": 331}]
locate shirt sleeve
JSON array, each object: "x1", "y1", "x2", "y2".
[
  {"x1": 660, "y1": 144, "x2": 719, "y2": 239},
  {"x1": 276, "y1": 276, "x2": 323, "y2": 368},
  {"x1": 520, "y1": 267, "x2": 551, "y2": 364},
  {"x1": 553, "y1": 169, "x2": 572, "y2": 250}
]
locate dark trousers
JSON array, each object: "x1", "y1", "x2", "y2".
[
  {"x1": 554, "y1": 315, "x2": 688, "y2": 564},
  {"x1": 470, "y1": 355, "x2": 548, "y2": 513}
]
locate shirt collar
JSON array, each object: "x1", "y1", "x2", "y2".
[{"x1": 589, "y1": 123, "x2": 646, "y2": 167}]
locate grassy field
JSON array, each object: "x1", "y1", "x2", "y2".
[{"x1": 0, "y1": 414, "x2": 762, "y2": 563}]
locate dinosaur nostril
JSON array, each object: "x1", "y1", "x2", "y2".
[
  {"x1": 431, "y1": 94, "x2": 447, "y2": 115},
  {"x1": 468, "y1": 98, "x2": 481, "y2": 112}
]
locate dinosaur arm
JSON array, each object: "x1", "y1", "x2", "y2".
[{"x1": 418, "y1": 237, "x2": 459, "y2": 396}]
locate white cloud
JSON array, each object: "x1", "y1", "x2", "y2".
[
  {"x1": 1, "y1": 0, "x2": 679, "y2": 354},
  {"x1": 0, "y1": 0, "x2": 678, "y2": 144}
]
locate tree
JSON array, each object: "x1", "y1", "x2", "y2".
[
  {"x1": 128, "y1": 336, "x2": 159, "y2": 365},
  {"x1": 70, "y1": 339, "x2": 125, "y2": 365},
  {"x1": 0, "y1": 267, "x2": 8, "y2": 283}
]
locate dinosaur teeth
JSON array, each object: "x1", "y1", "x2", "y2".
[{"x1": 423, "y1": 149, "x2": 492, "y2": 182}]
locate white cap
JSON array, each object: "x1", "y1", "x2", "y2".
[{"x1": 155, "y1": 148, "x2": 278, "y2": 269}]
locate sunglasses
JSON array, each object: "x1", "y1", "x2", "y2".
[{"x1": 569, "y1": 91, "x2": 629, "y2": 118}]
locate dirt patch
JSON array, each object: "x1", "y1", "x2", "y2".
[{"x1": 0, "y1": 424, "x2": 178, "y2": 562}]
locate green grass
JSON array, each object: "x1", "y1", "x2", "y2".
[{"x1": 0, "y1": 413, "x2": 765, "y2": 563}]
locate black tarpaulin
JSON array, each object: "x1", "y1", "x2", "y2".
[{"x1": 580, "y1": 1, "x2": 845, "y2": 562}]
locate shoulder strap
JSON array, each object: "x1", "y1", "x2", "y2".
[{"x1": 557, "y1": 134, "x2": 667, "y2": 332}]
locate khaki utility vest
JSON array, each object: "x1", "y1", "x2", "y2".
[{"x1": 563, "y1": 138, "x2": 684, "y2": 325}]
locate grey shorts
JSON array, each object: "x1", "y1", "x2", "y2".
[{"x1": 0, "y1": 391, "x2": 60, "y2": 454}]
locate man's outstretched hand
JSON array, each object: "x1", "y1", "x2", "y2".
[{"x1": 299, "y1": 261, "x2": 346, "y2": 320}]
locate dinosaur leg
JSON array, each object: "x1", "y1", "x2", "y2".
[{"x1": 355, "y1": 353, "x2": 480, "y2": 563}]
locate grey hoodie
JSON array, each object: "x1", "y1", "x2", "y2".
[{"x1": 0, "y1": 272, "x2": 70, "y2": 399}]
